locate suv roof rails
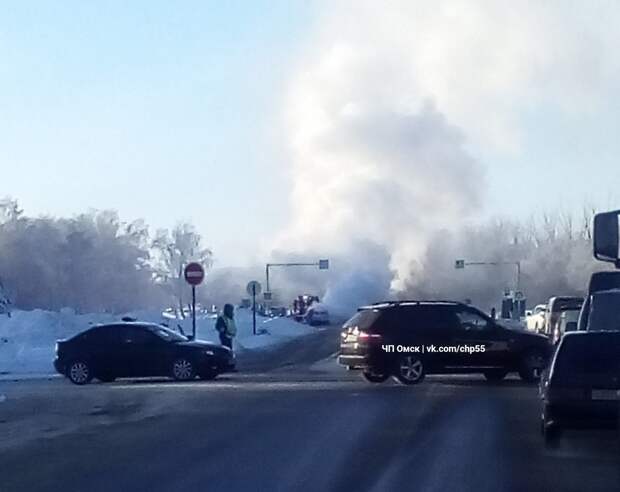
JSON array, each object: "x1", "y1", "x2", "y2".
[{"x1": 360, "y1": 300, "x2": 466, "y2": 310}]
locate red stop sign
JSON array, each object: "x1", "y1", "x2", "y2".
[{"x1": 184, "y1": 262, "x2": 205, "y2": 286}]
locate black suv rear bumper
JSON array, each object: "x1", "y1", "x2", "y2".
[{"x1": 338, "y1": 354, "x2": 370, "y2": 368}]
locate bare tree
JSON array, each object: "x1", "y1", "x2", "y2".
[{"x1": 151, "y1": 223, "x2": 213, "y2": 316}]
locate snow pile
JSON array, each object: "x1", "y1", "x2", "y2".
[
  {"x1": 0, "y1": 308, "x2": 314, "y2": 375},
  {"x1": 0, "y1": 309, "x2": 166, "y2": 375}
]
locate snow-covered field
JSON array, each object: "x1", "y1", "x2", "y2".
[{"x1": 0, "y1": 308, "x2": 315, "y2": 375}]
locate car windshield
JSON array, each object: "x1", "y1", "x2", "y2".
[
  {"x1": 151, "y1": 326, "x2": 187, "y2": 342},
  {"x1": 588, "y1": 292, "x2": 620, "y2": 331}
]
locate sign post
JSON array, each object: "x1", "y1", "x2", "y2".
[
  {"x1": 246, "y1": 281, "x2": 262, "y2": 335},
  {"x1": 184, "y1": 262, "x2": 205, "y2": 340}
]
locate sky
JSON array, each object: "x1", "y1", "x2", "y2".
[{"x1": 2, "y1": 1, "x2": 620, "y2": 269}]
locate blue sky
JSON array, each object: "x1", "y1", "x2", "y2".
[
  {"x1": 1, "y1": 1, "x2": 619, "y2": 267},
  {"x1": 0, "y1": 1, "x2": 317, "y2": 265}
]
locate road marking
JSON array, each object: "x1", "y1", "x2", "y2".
[
  {"x1": 110, "y1": 380, "x2": 366, "y2": 391},
  {"x1": 0, "y1": 394, "x2": 6, "y2": 403}
]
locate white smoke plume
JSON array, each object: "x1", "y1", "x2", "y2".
[{"x1": 271, "y1": 1, "x2": 620, "y2": 316}]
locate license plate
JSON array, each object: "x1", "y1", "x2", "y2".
[{"x1": 592, "y1": 389, "x2": 620, "y2": 400}]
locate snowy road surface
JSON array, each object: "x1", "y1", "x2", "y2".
[{"x1": 1, "y1": 328, "x2": 619, "y2": 492}]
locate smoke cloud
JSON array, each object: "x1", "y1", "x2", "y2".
[{"x1": 270, "y1": 1, "x2": 620, "y2": 316}]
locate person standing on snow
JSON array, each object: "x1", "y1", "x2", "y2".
[{"x1": 215, "y1": 303, "x2": 236, "y2": 350}]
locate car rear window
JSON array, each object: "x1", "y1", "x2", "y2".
[
  {"x1": 553, "y1": 334, "x2": 620, "y2": 382},
  {"x1": 73, "y1": 325, "x2": 119, "y2": 344},
  {"x1": 588, "y1": 292, "x2": 620, "y2": 332},
  {"x1": 551, "y1": 298, "x2": 583, "y2": 312},
  {"x1": 344, "y1": 310, "x2": 381, "y2": 330}
]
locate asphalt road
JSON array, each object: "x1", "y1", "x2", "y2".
[{"x1": 1, "y1": 327, "x2": 619, "y2": 492}]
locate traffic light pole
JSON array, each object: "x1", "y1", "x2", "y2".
[
  {"x1": 459, "y1": 261, "x2": 521, "y2": 292},
  {"x1": 265, "y1": 261, "x2": 328, "y2": 293}
]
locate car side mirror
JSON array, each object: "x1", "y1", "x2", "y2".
[{"x1": 594, "y1": 209, "x2": 620, "y2": 267}]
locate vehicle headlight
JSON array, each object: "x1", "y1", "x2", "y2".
[{"x1": 204, "y1": 350, "x2": 215, "y2": 356}]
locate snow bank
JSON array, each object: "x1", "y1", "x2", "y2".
[
  {"x1": 0, "y1": 308, "x2": 314, "y2": 375},
  {"x1": 0, "y1": 309, "x2": 162, "y2": 374}
]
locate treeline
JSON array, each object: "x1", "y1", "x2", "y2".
[
  {"x1": 403, "y1": 209, "x2": 613, "y2": 308},
  {"x1": 0, "y1": 198, "x2": 212, "y2": 313}
]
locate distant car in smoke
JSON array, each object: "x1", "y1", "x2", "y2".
[
  {"x1": 268, "y1": 306, "x2": 287, "y2": 318},
  {"x1": 304, "y1": 304, "x2": 330, "y2": 326}
]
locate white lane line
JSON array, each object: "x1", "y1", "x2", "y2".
[{"x1": 110, "y1": 381, "x2": 358, "y2": 391}]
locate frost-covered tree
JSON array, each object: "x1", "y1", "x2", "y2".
[{"x1": 0, "y1": 199, "x2": 166, "y2": 313}]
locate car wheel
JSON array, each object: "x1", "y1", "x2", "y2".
[
  {"x1": 393, "y1": 354, "x2": 425, "y2": 385},
  {"x1": 199, "y1": 369, "x2": 219, "y2": 381},
  {"x1": 67, "y1": 360, "x2": 93, "y2": 385},
  {"x1": 361, "y1": 370, "x2": 390, "y2": 383},
  {"x1": 171, "y1": 358, "x2": 196, "y2": 381},
  {"x1": 483, "y1": 370, "x2": 509, "y2": 382},
  {"x1": 519, "y1": 350, "x2": 546, "y2": 383},
  {"x1": 97, "y1": 374, "x2": 116, "y2": 383}
]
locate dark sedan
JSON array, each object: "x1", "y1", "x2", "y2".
[{"x1": 54, "y1": 322, "x2": 235, "y2": 385}]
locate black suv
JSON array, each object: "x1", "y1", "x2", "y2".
[
  {"x1": 540, "y1": 331, "x2": 620, "y2": 445},
  {"x1": 54, "y1": 322, "x2": 235, "y2": 384},
  {"x1": 338, "y1": 301, "x2": 550, "y2": 384}
]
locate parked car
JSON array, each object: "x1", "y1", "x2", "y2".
[
  {"x1": 54, "y1": 322, "x2": 235, "y2": 385},
  {"x1": 551, "y1": 308, "x2": 581, "y2": 345},
  {"x1": 526, "y1": 304, "x2": 547, "y2": 333},
  {"x1": 268, "y1": 306, "x2": 288, "y2": 318},
  {"x1": 305, "y1": 304, "x2": 330, "y2": 326},
  {"x1": 539, "y1": 331, "x2": 620, "y2": 445},
  {"x1": 543, "y1": 296, "x2": 583, "y2": 337},
  {"x1": 338, "y1": 301, "x2": 551, "y2": 385}
]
